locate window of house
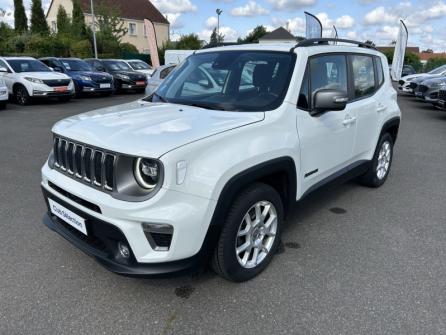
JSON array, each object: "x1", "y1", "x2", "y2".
[
  {"x1": 51, "y1": 21, "x2": 57, "y2": 33},
  {"x1": 143, "y1": 24, "x2": 147, "y2": 37},
  {"x1": 129, "y1": 23, "x2": 137, "y2": 36}
]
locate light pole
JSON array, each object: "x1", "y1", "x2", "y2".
[
  {"x1": 90, "y1": 0, "x2": 98, "y2": 58},
  {"x1": 216, "y1": 8, "x2": 222, "y2": 45}
]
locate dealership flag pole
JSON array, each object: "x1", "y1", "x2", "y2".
[
  {"x1": 391, "y1": 20, "x2": 408, "y2": 81},
  {"x1": 90, "y1": 0, "x2": 98, "y2": 59},
  {"x1": 144, "y1": 19, "x2": 160, "y2": 68},
  {"x1": 305, "y1": 11, "x2": 322, "y2": 39}
]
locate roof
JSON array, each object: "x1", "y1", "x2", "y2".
[
  {"x1": 377, "y1": 46, "x2": 420, "y2": 54},
  {"x1": 260, "y1": 27, "x2": 296, "y2": 41},
  {"x1": 2, "y1": 56, "x2": 36, "y2": 60},
  {"x1": 419, "y1": 52, "x2": 446, "y2": 61},
  {"x1": 46, "y1": 0, "x2": 169, "y2": 24}
]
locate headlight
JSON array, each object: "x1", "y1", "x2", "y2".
[
  {"x1": 134, "y1": 158, "x2": 162, "y2": 190},
  {"x1": 77, "y1": 75, "x2": 91, "y2": 81},
  {"x1": 116, "y1": 74, "x2": 130, "y2": 80},
  {"x1": 433, "y1": 82, "x2": 446, "y2": 88},
  {"x1": 25, "y1": 77, "x2": 44, "y2": 84}
]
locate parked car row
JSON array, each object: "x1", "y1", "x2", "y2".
[
  {"x1": 398, "y1": 64, "x2": 446, "y2": 111},
  {"x1": 0, "y1": 56, "x2": 160, "y2": 107}
]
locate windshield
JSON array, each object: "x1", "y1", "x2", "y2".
[
  {"x1": 103, "y1": 60, "x2": 132, "y2": 71},
  {"x1": 61, "y1": 59, "x2": 92, "y2": 72},
  {"x1": 151, "y1": 51, "x2": 295, "y2": 112},
  {"x1": 129, "y1": 60, "x2": 151, "y2": 70},
  {"x1": 428, "y1": 65, "x2": 446, "y2": 75},
  {"x1": 8, "y1": 59, "x2": 51, "y2": 73}
]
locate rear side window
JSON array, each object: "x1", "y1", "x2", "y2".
[
  {"x1": 351, "y1": 55, "x2": 375, "y2": 99},
  {"x1": 375, "y1": 57, "x2": 384, "y2": 87}
]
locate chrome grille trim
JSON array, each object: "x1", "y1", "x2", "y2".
[{"x1": 53, "y1": 136, "x2": 116, "y2": 193}]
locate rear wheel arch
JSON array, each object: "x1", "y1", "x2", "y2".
[{"x1": 380, "y1": 117, "x2": 400, "y2": 144}]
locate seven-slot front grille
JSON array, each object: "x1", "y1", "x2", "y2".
[
  {"x1": 53, "y1": 136, "x2": 116, "y2": 192},
  {"x1": 409, "y1": 82, "x2": 418, "y2": 89}
]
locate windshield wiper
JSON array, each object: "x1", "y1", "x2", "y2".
[{"x1": 182, "y1": 102, "x2": 227, "y2": 111}]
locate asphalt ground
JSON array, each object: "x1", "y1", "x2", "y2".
[{"x1": 0, "y1": 92, "x2": 445, "y2": 334}]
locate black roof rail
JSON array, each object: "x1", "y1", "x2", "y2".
[{"x1": 290, "y1": 38, "x2": 377, "y2": 52}]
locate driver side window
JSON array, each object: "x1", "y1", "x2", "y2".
[{"x1": 298, "y1": 54, "x2": 348, "y2": 110}]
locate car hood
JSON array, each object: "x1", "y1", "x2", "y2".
[
  {"x1": 413, "y1": 74, "x2": 443, "y2": 84},
  {"x1": 67, "y1": 70, "x2": 111, "y2": 78},
  {"x1": 52, "y1": 101, "x2": 265, "y2": 158},
  {"x1": 419, "y1": 76, "x2": 446, "y2": 86},
  {"x1": 16, "y1": 71, "x2": 70, "y2": 80}
]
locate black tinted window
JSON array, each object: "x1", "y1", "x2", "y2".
[{"x1": 351, "y1": 55, "x2": 375, "y2": 98}]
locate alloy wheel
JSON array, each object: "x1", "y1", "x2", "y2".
[{"x1": 235, "y1": 201, "x2": 278, "y2": 269}]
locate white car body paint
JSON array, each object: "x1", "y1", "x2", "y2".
[{"x1": 41, "y1": 43, "x2": 401, "y2": 266}]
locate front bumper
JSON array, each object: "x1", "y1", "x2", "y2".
[
  {"x1": 74, "y1": 79, "x2": 114, "y2": 94},
  {"x1": 29, "y1": 81, "x2": 75, "y2": 97},
  {"x1": 41, "y1": 163, "x2": 217, "y2": 275},
  {"x1": 0, "y1": 88, "x2": 7, "y2": 101}
]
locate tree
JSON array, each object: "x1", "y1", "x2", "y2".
[
  {"x1": 364, "y1": 40, "x2": 375, "y2": 47},
  {"x1": 238, "y1": 25, "x2": 267, "y2": 44},
  {"x1": 209, "y1": 27, "x2": 224, "y2": 46},
  {"x1": 56, "y1": 5, "x2": 71, "y2": 35},
  {"x1": 13, "y1": 0, "x2": 28, "y2": 32},
  {"x1": 72, "y1": 0, "x2": 87, "y2": 38},
  {"x1": 95, "y1": 3, "x2": 127, "y2": 42},
  {"x1": 176, "y1": 34, "x2": 202, "y2": 50},
  {"x1": 30, "y1": 0, "x2": 49, "y2": 35}
]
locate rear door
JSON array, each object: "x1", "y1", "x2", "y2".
[
  {"x1": 348, "y1": 54, "x2": 382, "y2": 160},
  {"x1": 0, "y1": 59, "x2": 13, "y2": 93},
  {"x1": 296, "y1": 53, "x2": 357, "y2": 190}
]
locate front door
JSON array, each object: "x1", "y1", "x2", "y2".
[{"x1": 296, "y1": 54, "x2": 357, "y2": 192}]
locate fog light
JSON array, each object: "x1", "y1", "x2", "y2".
[{"x1": 118, "y1": 242, "x2": 130, "y2": 258}]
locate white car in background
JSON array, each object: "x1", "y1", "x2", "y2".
[
  {"x1": 0, "y1": 77, "x2": 7, "y2": 109},
  {"x1": 146, "y1": 64, "x2": 176, "y2": 95},
  {"x1": 121, "y1": 59, "x2": 154, "y2": 78},
  {"x1": 0, "y1": 57, "x2": 74, "y2": 105}
]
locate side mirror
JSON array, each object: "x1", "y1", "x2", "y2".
[
  {"x1": 0, "y1": 67, "x2": 8, "y2": 73},
  {"x1": 198, "y1": 79, "x2": 211, "y2": 88},
  {"x1": 97, "y1": 66, "x2": 106, "y2": 72},
  {"x1": 53, "y1": 66, "x2": 63, "y2": 72},
  {"x1": 312, "y1": 89, "x2": 348, "y2": 115}
]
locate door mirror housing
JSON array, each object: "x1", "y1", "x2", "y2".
[
  {"x1": 0, "y1": 67, "x2": 8, "y2": 73},
  {"x1": 97, "y1": 66, "x2": 106, "y2": 72},
  {"x1": 198, "y1": 79, "x2": 211, "y2": 88},
  {"x1": 53, "y1": 66, "x2": 63, "y2": 72},
  {"x1": 312, "y1": 89, "x2": 348, "y2": 115}
]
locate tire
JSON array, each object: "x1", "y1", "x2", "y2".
[
  {"x1": 358, "y1": 133, "x2": 394, "y2": 188},
  {"x1": 100, "y1": 91, "x2": 113, "y2": 97},
  {"x1": 58, "y1": 96, "x2": 72, "y2": 103},
  {"x1": 14, "y1": 85, "x2": 31, "y2": 106},
  {"x1": 212, "y1": 183, "x2": 283, "y2": 282}
]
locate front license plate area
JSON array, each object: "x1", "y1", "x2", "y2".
[{"x1": 48, "y1": 198, "x2": 88, "y2": 235}]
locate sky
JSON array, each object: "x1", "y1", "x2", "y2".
[{"x1": 1, "y1": 0, "x2": 446, "y2": 51}]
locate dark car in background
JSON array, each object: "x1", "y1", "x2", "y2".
[
  {"x1": 85, "y1": 59, "x2": 147, "y2": 93},
  {"x1": 414, "y1": 76, "x2": 446, "y2": 104},
  {"x1": 39, "y1": 57, "x2": 113, "y2": 97},
  {"x1": 402, "y1": 65, "x2": 416, "y2": 77}
]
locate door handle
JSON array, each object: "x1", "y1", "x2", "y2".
[
  {"x1": 377, "y1": 104, "x2": 387, "y2": 113},
  {"x1": 342, "y1": 116, "x2": 357, "y2": 126}
]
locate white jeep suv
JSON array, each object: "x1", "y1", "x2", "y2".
[
  {"x1": 41, "y1": 39, "x2": 401, "y2": 282},
  {"x1": 0, "y1": 57, "x2": 74, "y2": 105}
]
